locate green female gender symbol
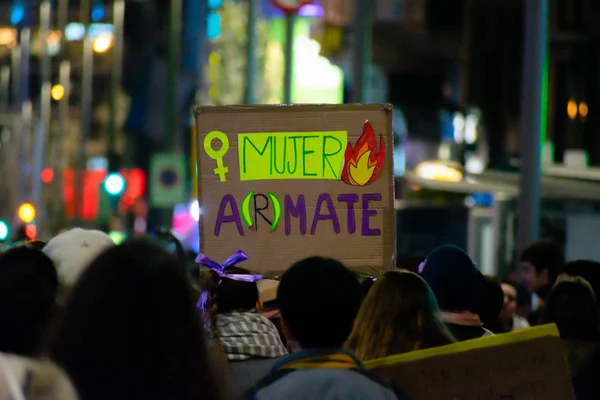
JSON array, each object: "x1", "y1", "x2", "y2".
[{"x1": 204, "y1": 131, "x2": 230, "y2": 182}]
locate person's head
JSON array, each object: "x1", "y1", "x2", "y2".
[
  {"x1": 396, "y1": 253, "x2": 427, "y2": 274},
  {"x1": 277, "y1": 256, "x2": 361, "y2": 349},
  {"x1": 42, "y1": 228, "x2": 114, "y2": 294},
  {"x1": 519, "y1": 240, "x2": 564, "y2": 296},
  {"x1": 480, "y1": 275, "x2": 504, "y2": 330},
  {"x1": 201, "y1": 265, "x2": 261, "y2": 339},
  {"x1": 420, "y1": 245, "x2": 484, "y2": 314},
  {"x1": 346, "y1": 270, "x2": 455, "y2": 360},
  {"x1": 50, "y1": 239, "x2": 223, "y2": 400},
  {"x1": 0, "y1": 246, "x2": 58, "y2": 356},
  {"x1": 542, "y1": 276, "x2": 600, "y2": 341},
  {"x1": 499, "y1": 281, "x2": 519, "y2": 321},
  {"x1": 558, "y1": 260, "x2": 600, "y2": 304}
]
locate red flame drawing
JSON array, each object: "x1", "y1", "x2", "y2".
[{"x1": 341, "y1": 121, "x2": 385, "y2": 186}]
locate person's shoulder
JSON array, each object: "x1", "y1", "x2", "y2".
[
  {"x1": 352, "y1": 368, "x2": 412, "y2": 400},
  {"x1": 243, "y1": 368, "x2": 291, "y2": 400},
  {"x1": 245, "y1": 368, "x2": 411, "y2": 400}
]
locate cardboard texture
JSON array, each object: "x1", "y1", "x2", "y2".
[
  {"x1": 366, "y1": 325, "x2": 574, "y2": 400},
  {"x1": 194, "y1": 104, "x2": 395, "y2": 273}
]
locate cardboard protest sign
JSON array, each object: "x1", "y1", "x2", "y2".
[
  {"x1": 194, "y1": 104, "x2": 395, "y2": 273},
  {"x1": 365, "y1": 324, "x2": 574, "y2": 400}
]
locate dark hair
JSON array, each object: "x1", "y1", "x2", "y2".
[
  {"x1": 520, "y1": 240, "x2": 565, "y2": 282},
  {"x1": 480, "y1": 275, "x2": 504, "y2": 331},
  {"x1": 150, "y1": 229, "x2": 185, "y2": 263},
  {"x1": 506, "y1": 280, "x2": 532, "y2": 308},
  {"x1": 542, "y1": 277, "x2": 600, "y2": 341},
  {"x1": 27, "y1": 240, "x2": 47, "y2": 250},
  {"x1": 0, "y1": 247, "x2": 58, "y2": 357},
  {"x1": 563, "y1": 260, "x2": 600, "y2": 304},
  {"x1": 278, "y1": 256, "x2": 361, "y2": 349},
  {"x1": 50, "y1": 239, "x2": 224, "y2": 400},
  {"x1": 346, "y1": 271, "x2": 455, "y2": 360},
  {"x1": 201, "y1": 266, "x2": 260, "y2": 336}
]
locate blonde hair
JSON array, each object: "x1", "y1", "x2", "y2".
[{"x1": 346, "y1": 270, "x2": 455, "y2": 361}]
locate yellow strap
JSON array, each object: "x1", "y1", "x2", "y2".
[{"x1": 279, "y1": 354, "x2": 359, "y2": 370}]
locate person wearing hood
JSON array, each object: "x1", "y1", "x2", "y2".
[
  {"x1": 420, "y1": 245, "x2": 493, "y2": 341},
  {"x1": 542, "y1": 277, "x2": 600, "y2": 399}
]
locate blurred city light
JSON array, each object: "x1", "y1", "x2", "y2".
[
  {"x1": 108, "y1": 231, "x2": 127, "y2": 244},
  {"x1": 464, "y1": 114, "x2": 479, "y2": 144},
  {"x1": 41, "y1": 168, "x2": 54, "y2": 183},
  {"x1": 104, "y1": 173, "x2": 125, "y2": 195},
  {"x1": 465, "y1": 156, "x2": 485, "y2": 174},
  {"x1": 415, "y1": 161, "x2": 464, "y2": 183},
  {"x1": 18, "y1": 203, "x2": 35, "y2": 223},
  {"x1": 0, "y1": 220, "x2": 9, "y2": 241},
  {"x1": 579, "y1": 102, "x2": 589, "y2": 118},
  {"x1": 298, "y1": 4, "x2": 324, "y2": 17},
  {"x1": 47, "y1": 30, "x2": 61, "y2": 45},
  {"x1": 208, "y1": 0, "x2": 222, "y2": 7},
  {"x1": 452, "y1": 112, "x2": 465, "y2": 143},
  {"x1": 93, "y1": 35, "x2": 112, "y2": 53},
  {"x1": 65, "y1": 22, "x2": 86, "y2": 41},
  {"x1": 0, "y1": 28, "x2": 17, "y2": 47},
  {"x1": 567, "y1": 99, "x2": 578, "y2": 120},
  {"x1": 10, "y1": 4, "x2": 25, "y2": 25},
  {"x1": 46, "y1": 30, "x2": 62, "y2": 55},
  {"x1": 87, "y1": 23, "x2": 114, "y2": 39},
  {"x1": 51, "y1": 84, "x2": 64, "y2": 101},
  {"x1": 190, "y1": 200, "x2": 201, "y2": 222},
  {"x1": 91, "y1": 2, "x2": 105, "y2": 22},
  {"x1": 25, "y1": 224, "x2": 37, "y2": 240},
  {"x1": 206, "y1": 12, "x2": 221, "y2": 40}
]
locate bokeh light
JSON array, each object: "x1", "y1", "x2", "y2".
[
  {"x1": 92, "y1": 35, "x2": 112, "y2": 53},
  {"x1": 25, "y1": 224, "x2": 37, "y2": 240},
  {"x1": 0, "y1": 221, "x2": 9, "y2": 241},
  {"x1": 567, "y1": 99, "x2": 578, "y2": 120},
  {"x1": 51, "y1": 84, "x2": 64, "y2": 101},
  {"x1": 18, "y1": 203, "x2": 36, "y2": 223}
]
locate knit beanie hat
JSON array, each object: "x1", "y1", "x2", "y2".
[
  {"x1": 42, "y1": 228, "x2": 115, "y2": 288},
  {"x1": 420, "y1": 245, "x2": 484, "y2": 313}
]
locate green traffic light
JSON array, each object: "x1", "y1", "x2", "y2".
[
  {"x1": 0, "y1": 220, "x2": 9, "y2": 241},
  {"x1": 104, "y1": 173, "x2": 125, "y2": 196}
]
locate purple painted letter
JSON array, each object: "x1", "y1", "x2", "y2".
[
  {"x1": 310, "y1": 193, "x2": 340, "y2": 235},
  {"x1": 337, "y1": 194, "x2": 359, "y2": 234},
  {"x1": 285, "y1": 194, "x2": 307, "y2": 236},
  {"x1": 361, "y1": 194, "x2": 382, "y2": 236},
  {"x1": 214, "y1": 194, "x2": 244, "y2": 237}
]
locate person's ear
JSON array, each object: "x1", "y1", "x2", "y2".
[{"x1": 256, "y1": 298, "x2": 264, "y2": 311}]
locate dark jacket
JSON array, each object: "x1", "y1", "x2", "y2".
[
  {"x1": 245, "y1": 348, "x2": 411, "y2": 400},
  {"x1": 564, "y1": 340, "x2": 600, "y2": 399}
]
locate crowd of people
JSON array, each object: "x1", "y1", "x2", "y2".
[{"x1": 0, "y1": 229, "x2": 599, "y2": 399}]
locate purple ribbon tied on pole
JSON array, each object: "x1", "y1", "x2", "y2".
[{"x1": 196, "y1": 250, "x2": 262, "y2": 313}]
